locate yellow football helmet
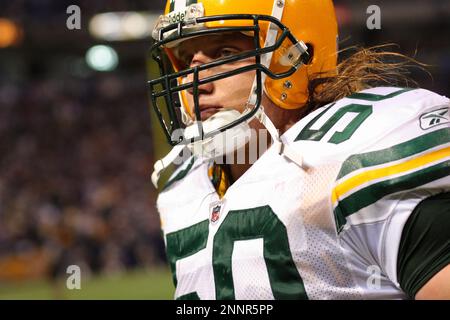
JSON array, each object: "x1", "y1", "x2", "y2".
[{"x1": 149, "y1": 0, "x2": 337, "y2": 144}]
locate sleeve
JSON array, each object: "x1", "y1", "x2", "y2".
[
  {"x1": 397, "y1": 192, "x2": 450, "y2": 299},
  {"x1": 332, "y1": 88, "x2": 450, "y2": 290}
]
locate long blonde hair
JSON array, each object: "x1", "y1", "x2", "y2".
[{"x1": 306, "y1": 45, "x2": 430, "y2": 112}]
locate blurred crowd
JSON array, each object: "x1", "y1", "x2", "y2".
[
  {"x1": 0, "y1": 72, "x2": 165, "y2": 281},
  {"x1": 0, "y1": 0, "x2": 165, "y2": 20}
]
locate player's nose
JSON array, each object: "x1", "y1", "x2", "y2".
[{"x1": 186, "y1": 51, "x2": 214, "y2": 95}]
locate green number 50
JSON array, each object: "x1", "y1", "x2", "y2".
[{"x1": 166, "y1": 206, "x2": 308, "y2": 300}]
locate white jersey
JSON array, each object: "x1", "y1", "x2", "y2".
[{"x1": 157, "y1": 87, "x2": 450, "y2": 299}]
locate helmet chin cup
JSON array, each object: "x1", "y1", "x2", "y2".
[{"x1": 184, "y1": 109, "x2": 252, "y2": 159}]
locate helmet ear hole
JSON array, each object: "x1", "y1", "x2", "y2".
[{"x1": 305, "y1": 43, "x2": 314, "y2": 65}]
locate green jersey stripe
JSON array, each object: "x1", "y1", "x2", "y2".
[
  {"x1": 337, "y1": 128, "x2": 450, "y2": 179},
  {"x1": 170, "y1": 0, "x2": 198, "y2": 12},
  {"x1": 334, "y1": 159, "x2": 450, "y2": 232},
  {"x1": 186, "y1": 0, "x2": 198, "y2": 6},
  {"x1": 163, "y1": 156, "x2": 196, "y2": 191},
  {"x1": 346, "y1": 88, "x2": 412, "y2": 101}
]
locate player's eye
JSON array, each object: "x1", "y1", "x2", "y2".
[
  {"x1": 216, "y1": 47, "x2": 239, "y2": 59},
  {"x1": 180, "y1": 54, "x2": 193, "y2": 69}
]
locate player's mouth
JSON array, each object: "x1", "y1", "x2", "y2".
[{"x1": 199, "y1": 105, "x2": 221, "y2": 121}]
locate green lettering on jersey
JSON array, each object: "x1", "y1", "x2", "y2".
[
  {"x1": 177, "y1": 292, "x2": 200, "y2": 300},
  {"x1": 213, "y1": 206, "x2": 308, "y2": 300},
  {"x1": 166, "y1": 219, "x2": 209, "y2": 290},
  {"x1": 295, "y1": 88, "x2": 412, "y2": 144},
  {"x1": 295, "y1": 104, "x2": 372, "y2": 144},
  {"x1": 165, "y1": 206, "x2": 308, "y2": 299}
]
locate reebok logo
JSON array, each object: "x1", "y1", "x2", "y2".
[{"x1": 420, "y1": 106, "x2": 450, "y2": 130}]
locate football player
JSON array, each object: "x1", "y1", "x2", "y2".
[{"x1": 148, "y1": 0, "x2": 450, "y2": 299}]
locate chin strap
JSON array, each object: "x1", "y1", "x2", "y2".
[
  {"x1": 151, "y1": 144, "x2": 186, "y2": 188},
  {"x1": 151, "y1": 108, "x2": 307, "y2": 189},
  {"x1": 255, "y1": 107, "x2": 308, "y2": 170}
]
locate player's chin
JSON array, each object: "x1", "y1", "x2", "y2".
[{"x1": 200, "y1": 108, "x2": 221, "y2": 121}]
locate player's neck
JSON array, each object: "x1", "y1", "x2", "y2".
[{"x1": 226, "y1": 100, "x2": 306, "y2": 183}]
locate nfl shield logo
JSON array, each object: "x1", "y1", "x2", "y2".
[{"x1": 210, "y1": 205, "x2": 221, "y2": 223}]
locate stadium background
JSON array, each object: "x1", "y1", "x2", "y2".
[{"x1": 0, "y1": 0, "x2": 448, "y2": 299}]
